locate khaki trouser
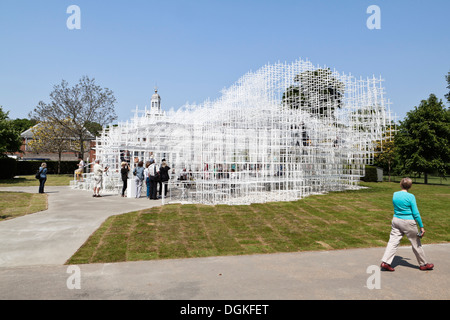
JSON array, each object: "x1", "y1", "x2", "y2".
[{"x1": 381, "y1": 217, "x2": 428, "y2": 266}]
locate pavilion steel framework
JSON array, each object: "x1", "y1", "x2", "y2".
[{"x1": 73, "y1": 58, "x2": 393, "y2": 205}]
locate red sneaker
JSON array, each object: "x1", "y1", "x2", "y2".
[
  {"x1": 419, "y1": 263, "x2": 434, "y2": 271},
  {"x1": 381, "y1": 262, "x2": 395, "y2": 271}
]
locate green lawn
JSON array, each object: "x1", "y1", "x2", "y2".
[
  {"x1": 67, "y1": 182, "x2": 450, "y2": 265},
  {"x1": 0, "y1": 174, "x2": 73, "y2": 187},
  {"x1": 0, "y1": 192, "x2": 48, "y2": 221},
  {"x1": 0, "y1": 174, "x2": 70, "y2": 221}
]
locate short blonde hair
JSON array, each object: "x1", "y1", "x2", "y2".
[
  {"x1": 400, "y1": 177, "x2": 413, "y2": 190},
  {"x1": 121, "y1": 162, "x2": 127, "y2": 167},
  {"x1": 41, "y1": 163, "x2": 47, "y2": 168}
]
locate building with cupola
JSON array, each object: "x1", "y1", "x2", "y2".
[{"x1": 146, "y1": 87, "x2": 165, "y2": 120}]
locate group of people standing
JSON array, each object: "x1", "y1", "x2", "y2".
[{"x1": 121, "y1": 158, "x2": 171, "y2": 199}]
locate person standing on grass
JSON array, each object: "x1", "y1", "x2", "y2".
[
  {"x1": 38, "y1": 163, "x2": 47, "y2": 194},
  {"x1": 93, "y1": 159, "x2": 108, "y2": 198},
  {"x1": 380, "y1": 177, "x2": 434, "y2": 272}
]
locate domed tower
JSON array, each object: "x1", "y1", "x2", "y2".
[{"x1": 151, "y1": 87, "x2": 161, "y2": 114}]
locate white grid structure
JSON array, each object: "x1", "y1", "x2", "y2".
[{"x1": 74, "y1": 58, "x2": 393, "y2": 205}]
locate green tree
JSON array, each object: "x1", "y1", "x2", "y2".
[
  {"x1": 395, "y1": 94, "x2": 450, "y2": 183},
  {"x1": 282, "y1": 68, "x2": 344, "y2": 117},
  {"x1": 10, "y1": 118, "x2": 37, "y2": 135},
  {"x1": 84, "y1": 121, "x2": 103, "y2": 137},
  {"x1": 0, "y1": 106, "x2": 22, "y2": 155},
  {"x1": 30, "y1": 76, "x2": 116, "y2": 158},
  {"x1": 28, "y1": 119, "x2": 83, "y2": 174},
  {"x1": 445, "y1": 71, "x2": 450, "y2": 103},
  {"x1": 374, "y1": 125, "x2": 397, "y2": 182}
]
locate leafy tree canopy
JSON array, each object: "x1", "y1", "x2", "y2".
[
  {"x1": 30, "y1": 76, "x2": 116, "y2": 157},
  {"x1": 445, "y1": 71, "x2": 450, "y2": 103},
  {"x1": 282, "y1": 68, "x2": 345, "y2": 117},
  {"x1": 395, "y1": 94, "x2": 450, "y2": 182},
  {"x1": 10, "y1": 118, "x2": 37, "y2": 134},
  {"x1": 28, "y1": 119, "x2": 84, "y2": 173},
  {"x1": 373, "y1": 124, "x2": 397, "y2": 181},
  {"x1": 0, "y1": 106, "x2": 22, "y2": 155}
]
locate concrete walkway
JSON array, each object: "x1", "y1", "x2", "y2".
[
  {"x1": 0, "y1": 185, "x2": 449, "y2": 300},
  {"x1": 0, "y1": 186, "x2": 161, "y2": 267}
]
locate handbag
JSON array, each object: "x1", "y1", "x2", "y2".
[
  {"x1": 151, "y1": 165, "x2": 161, "y2": 182},
  {"x1": 35, "y1": 168, "x2": 41, "y2": 179}
]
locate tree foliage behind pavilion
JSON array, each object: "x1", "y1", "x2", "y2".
[{"x1": 29, "y1": 76, "x2": 117, "y2": 158}]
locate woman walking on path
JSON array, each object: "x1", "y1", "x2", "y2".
[
  {"x1": 38, "y1": 163, "x2": 47, "y2": 194},
  {"x1": 380, "y1": 178, "x2": 434, "y2": 272}
]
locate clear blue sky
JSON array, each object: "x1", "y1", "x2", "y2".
[{"x1": 0, "y1": 0, "x2": 449, "y2": 123}]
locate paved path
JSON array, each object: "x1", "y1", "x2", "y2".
[
  {"x1": 0, "y1": 186, "x2": 161, "y2": 267},
  {"x1": 0, "y1": 186, "x2": 449, "y2": 300},
  {"x1": 0, "y1": 244, "x2": 449, "y2": 300}
]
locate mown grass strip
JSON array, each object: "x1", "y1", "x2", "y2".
[
  {"x1": 66, "y1": 182, "x2": 450, "y2": 265},
  {"x1": 0, "y1": 192, "x2": 47, "y2": 221}
]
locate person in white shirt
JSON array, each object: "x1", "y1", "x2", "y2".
[
  {"x1": 93, "y1": 159, "x2": 108, "y2": 197},
  {"x1": 148, "y1": 159, "x2": 159, "y2": 200}
]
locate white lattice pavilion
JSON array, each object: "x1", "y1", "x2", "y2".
[{"x1": 73, "y1": 58, "x2": 394, "y2": 205}]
